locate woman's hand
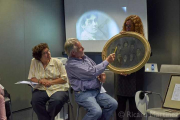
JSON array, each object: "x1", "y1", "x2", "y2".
[
  {"x1": 120, "y1": 73, "x2": 131, "y2": 76},
  {"x1": 39, "y1": 79, "x2": 52, "y2": 87},
  {"x1": 119, "y1": 31, "x2": 126, "y2": 34}
]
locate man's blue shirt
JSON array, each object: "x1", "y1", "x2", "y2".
[{"x1": 65, "y1": 55, "x2": 109, "y2": 91}]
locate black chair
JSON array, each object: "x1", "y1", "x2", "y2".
[
  {"x1": 4, "y1": 97, "x2": 13, "y2": 120},
  {"x1": 76, "y1": 104, "x2": 82, "y2": 120}
]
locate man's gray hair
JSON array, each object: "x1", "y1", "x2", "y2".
[{"x1": 64, "y1": 38, "x2": 79, "y2": 56}]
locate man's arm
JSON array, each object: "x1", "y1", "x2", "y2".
[
  {"x1": 66, "y1": 60, "x2": 109, "y2": 80},
  {"x1": 66, "y1": 53, "x2": 115, "y2": 80}
]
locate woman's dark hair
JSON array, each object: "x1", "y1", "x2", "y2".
[{"x1": 32, "y1": 43, "x2": 49, "y2": 61}]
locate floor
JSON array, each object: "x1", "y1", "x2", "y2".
[
  {"x1": 12, "y1": 108, "x2": 38, "y2": 120},
  {"x1": 11, "y1": 107, "x2": 68, "y2": 120}
]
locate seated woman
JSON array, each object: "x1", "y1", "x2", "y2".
[
  {"x1": 0, "y1": 87, "x2": 6, "y2": 120},
  {"x1": 28, "y1": 43, "x2": 69, "y2": 120}
]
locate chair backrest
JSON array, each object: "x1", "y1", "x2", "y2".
[
  {"x1": 135, "y1": 91, "x2": 149, "y2": 115},
  {"x1": 160, "y1": 64, "x2": 180, "y2": 73}
]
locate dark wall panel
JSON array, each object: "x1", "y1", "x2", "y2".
[
  {"x1": 0, "y1": 0, "x2": 27, "y2": 111},
  {"x1": 147, "y1": 0, "x2": 180, "y2": 68},
  {"x1": 24, "y1": 0, "x2": 65, "y2": 85},
  {"x1": 0, "y1": 0, "x2": 65, "y2": 111}
]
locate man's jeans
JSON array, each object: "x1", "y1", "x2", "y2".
[{"x1": 74, "y1": 89, "x2": 118, "y2": 120}]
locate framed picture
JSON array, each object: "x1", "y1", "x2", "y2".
[
  {"x1": 163, "y1": 75, "x2": 180, "y2": 110},
  {"x1": 102, "y1": 32, "x2": 151, "y2": 74}
]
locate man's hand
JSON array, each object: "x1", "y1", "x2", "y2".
[
  {"x1": 98, "y1": 73, "x2": 106, "y2": 83},
  {"x1": 106, "y1": 53, "x2": 115, "y2": 63}
]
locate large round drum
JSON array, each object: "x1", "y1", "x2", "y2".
[{"x1": 102, "y1": 32, "x2": 151, "y2": 74}]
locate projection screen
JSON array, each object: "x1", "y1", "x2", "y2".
[{"x1": 64, "y1": 0, "x2": 148, "y2": 52}]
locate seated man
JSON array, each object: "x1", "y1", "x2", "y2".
[{"x1": 64, "y1": 38, "x2": 118, "y2": 120}]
